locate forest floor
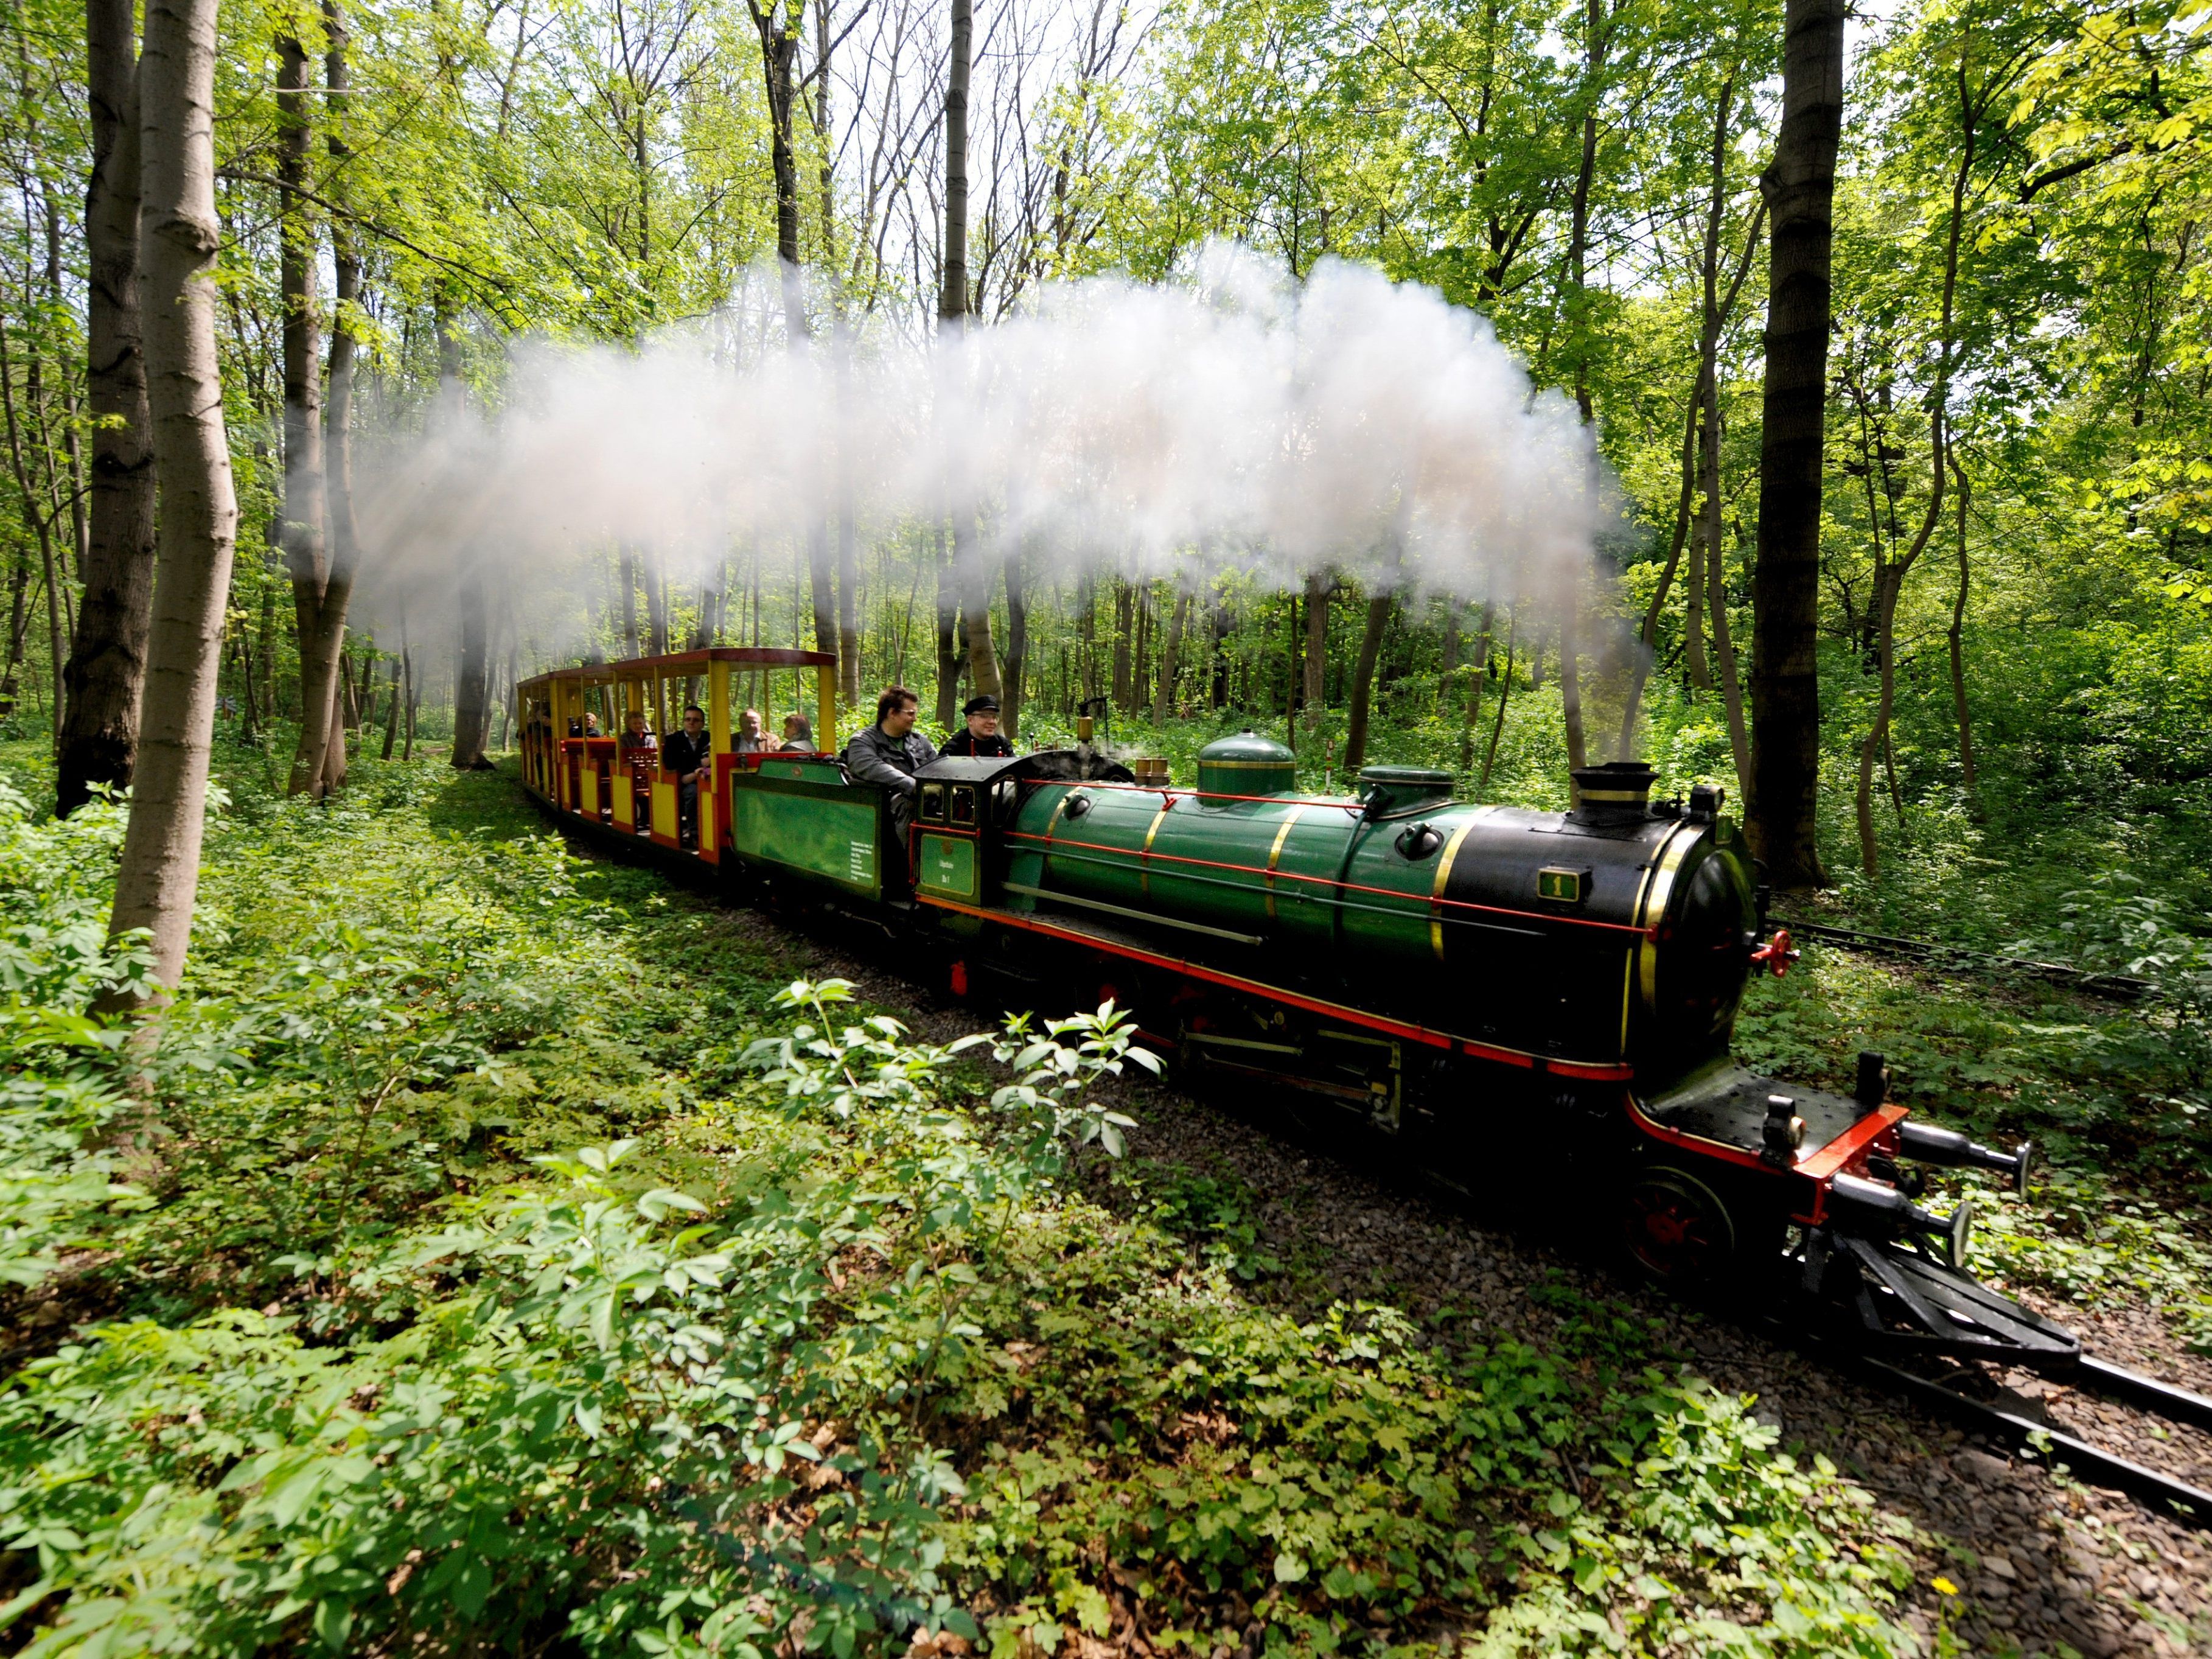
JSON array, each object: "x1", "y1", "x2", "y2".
[{"x1": 1, "y1": 742, "x2": 2207, "y2": 1658}]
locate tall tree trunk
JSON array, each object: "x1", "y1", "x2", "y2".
[
  {"x1": 1002, "y1": 547, "x2": 1027, "y2": 738},
  {"x1": 1436, "y1": 598, "x2": 1460, "y2": 710},
  {"x1": 452, "y1": 573, "x2": 490, "y2": 767},
  {"x1": 834, "y1": 410, "x2": 860, "y2": 701},
  {"x1": 1132, "y1": 586, "x2": 1151, "y2": 708},
  {"x1": 236, "y1": 634, "x2": 255, "y2": 740},
  {"x1": 1616, "y1": 386, "x2": 1702, "y2": 758},
  {"x1": 1479, "y1": 614, "x2": 1516, "y2": 793},
  {"x1": 1947, "y1": 452, "x2": 1976, "y2": 797},
  {"x1": 1854, "y1": 108, "x2": 1973, "y2": 878},
  {"x1": 617, "y1": 548, "x2": 641, "y2": 657},
  {"x1": 941, "y1": 0, "x2": 971, "y2": 328},
  {"x1": 1151, "y1": 589, "x2": 1187, "y2": 726},
  {"x1": 313, "y1": 0, "x2": 363, "y2": 795},
  {"x1": 60, "y1": 0, "x2": 155, "y2": 815},
  {"x1": 379, "y1": 651, "x2": 400, "y2": 759},
  {"x1": 0, "y1": 555, "x2": 30, "y2": 716},
  {"x1": 1301, "y1": 570, "x2": 1328, "y2": 728},
  {"x1": 105, "y1": 0, "x2": 237, "y2": 1004},
  {"x1": 750, "y1": 0, "x2": 835, "y2": 679},
  {"x1": 1342, "y1": 591, "x2": 1392, "y2": 773},
  {"x1": 1748, "y1": 0, "x2": 1846, "y2": 887},
  {"x1": 644, "y1": 553, "x2": 669, "y2": 654},
  {"x1": 936, "y1": 0, "x2": 994, "y2": 703},
  {"x1": 932, "y1": 521, "x2": 957, "y2": 724},
  {"x1": 1557, "y1": 0, "x2": 1609, "y2": 783},
  {"x1": 0, "y1": 324, "x2": 65, "y2": 763},
  {"x1": 958, "y1": 528, "x2": 1001, "y2": 702},
  {"x1": 1559, "y1": 598, "x2": 1589, "y2": 788},
  {"x1": 275, "y1": 30, "x2": 333, "y2": 795},
  {"x1": 438, "y1": 312, "x2": 489, "y2": 770},
  {"x1": 402, "y1": 631, "x2": 417, "y2": 762},
  {"x1": 1111, "y1": 580, "x2": 1133, "y2": 711},
  {"x1": 1685, "y1": 399, "x2": 1712, "y2": 693},
  {"x1": 1708, "y1": 436, "x2": 1753, "y2": 800},
  {"x1": 1458, "y1": 604, "x2": 1494, "y2": 769}
]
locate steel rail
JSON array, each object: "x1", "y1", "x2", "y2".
[
  {"x1": 2069, "y1": 1356, "x2": 2212, "y2": 1435},
  {"x1": 1857, "y1": 1355, "x2": 2212, "y2": 1530},
  {"x1": 1759, "y1": 1315, "x2": 2212, "y2": 1528}
]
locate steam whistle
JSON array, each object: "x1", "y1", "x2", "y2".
[{"x1": 1072, "y1": 696, "x2": 1111, "y2": 777}]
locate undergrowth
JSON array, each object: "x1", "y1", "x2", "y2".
[{"x1": 0, "y1": 752, "x2": 1937, "y2": 1654}]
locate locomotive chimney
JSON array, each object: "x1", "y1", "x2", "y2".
[{"x1": 1568, "y1": 761, "x2": 1657, "y2": 826}]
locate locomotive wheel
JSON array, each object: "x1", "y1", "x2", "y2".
[{"x1": 1621, "y1": 1165, "x2": 1739, "y2": 1285}]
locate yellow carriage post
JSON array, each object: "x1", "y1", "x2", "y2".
[
  {"x1": 649, "y1": 663, "x2": 681, "y2": 847},
  {"x1": 556, "y1": 678, "x2": 578, "y2": 810},
  {"x1": 610, "y1": 676, "x2": 636, "y2": 832},
  {"x1": 702, "y1": 658, "x2": 731, "y2": 862},
  {"x1": 817, "y1": 663, "x2": 837, "y2": 758}
]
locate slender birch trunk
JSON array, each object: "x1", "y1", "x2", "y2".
[{"x1": 105, "y1": 0, "x2": 237, "y2": 1004}]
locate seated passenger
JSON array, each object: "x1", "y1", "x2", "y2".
[
  {"x1": 938, "y1": 693, "x2": 1014, "y2": 758},
  {"x1": 843, "y1": 686, "x2": 934, "y2": 838},
  {"x1": 731, "y1": 708, "x2": 767, "y2": 754},
  {"x1": 663, "y1": 705, "x2": 711, "y2": 846},
  {"x1": 778, "y1": 713, "x2": 814, "y2": 751},
  {"x1": 619, "y1": 709, "x2": 657, "y2": 758}
]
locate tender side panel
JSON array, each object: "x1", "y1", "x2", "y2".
[{"x1": 730, "y1": 772, "x2": 887, "y2": 900}]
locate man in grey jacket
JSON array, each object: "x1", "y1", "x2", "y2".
[{"x1": 844, "y1": 687, "x2": 936, "y2": 840}]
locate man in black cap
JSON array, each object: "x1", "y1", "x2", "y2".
[{"x1": 938, "y1": 693, "x2": 1014, "y2": 758}]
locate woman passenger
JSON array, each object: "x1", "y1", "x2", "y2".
[{"x1": 778, "y1": 714, "x2": 814, "y2": 752}]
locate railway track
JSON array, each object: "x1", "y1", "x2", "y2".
[
  {"x1": 1777, "y1": 915, "x2": 2154, "y2": 1002},
  {"x1": 1770, "y1": 1318, "x2": 2212, "y2": 1528}
]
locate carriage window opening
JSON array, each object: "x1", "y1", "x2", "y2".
[
  {"x1": 951, "y1": 786, "x2": 977, "y2": 826},
  {"x1": 921, "y1": 783, "x2": 947, "y2": 824}
]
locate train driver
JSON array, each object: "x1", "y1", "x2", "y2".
[
  {"x1": 938, "y1": 693, "x2": 1013, "y2": 758},
  {"x1": 844, "y1": 686, "x2": 935, "y2": 835}
]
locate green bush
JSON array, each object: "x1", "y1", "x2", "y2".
[{"x1": 0, "y1": 760, "x2": 1925, "y2": 1654}]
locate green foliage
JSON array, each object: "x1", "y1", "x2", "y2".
[{"x1": 0, "y1": 758, "x2": 1939, "y2": 1654}]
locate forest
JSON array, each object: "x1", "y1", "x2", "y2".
[{"x1": 1, "y1": 0, "x2": 2210, "y2": 1648}]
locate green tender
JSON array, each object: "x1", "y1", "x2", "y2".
[{"x1": 730, "y1": 771, "x2": 885, "y2": 899}]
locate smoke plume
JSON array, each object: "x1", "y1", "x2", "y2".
[{"x1": 352, "y1": 245, "x2": 1614, "y2": 658}]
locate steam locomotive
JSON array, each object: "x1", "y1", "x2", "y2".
[{"x1": 520, "y1": 646, "x2": 2077, "y2": 1374}]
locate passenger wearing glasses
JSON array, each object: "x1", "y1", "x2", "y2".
[{"x1": 663, "y1": 705, "x2": 711, "y2": 845}]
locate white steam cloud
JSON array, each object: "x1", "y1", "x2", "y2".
[{"x1": 354, "y1": 245, "x2": 1613, "y2": 657}]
